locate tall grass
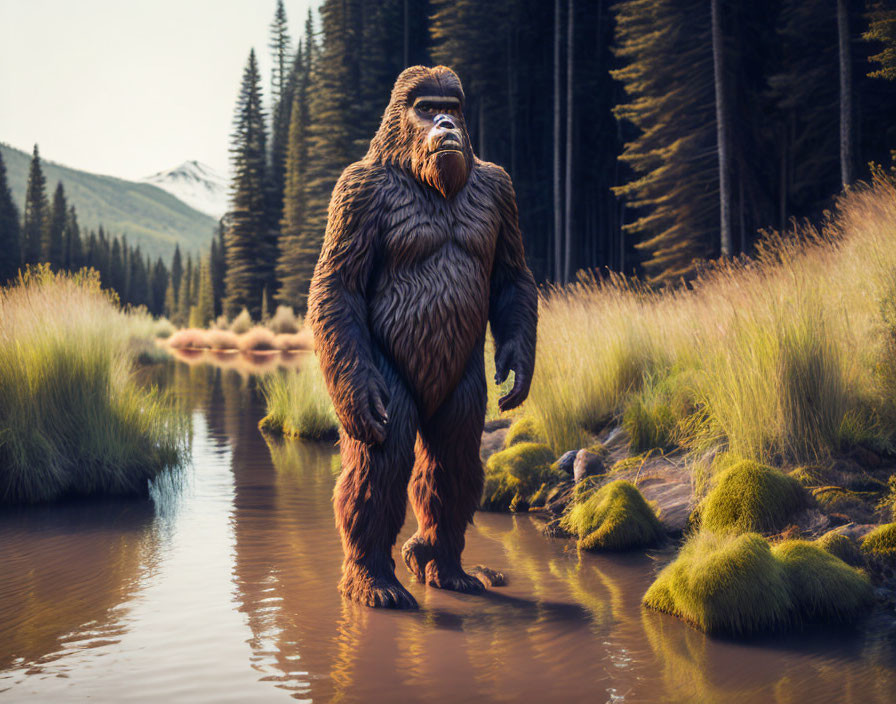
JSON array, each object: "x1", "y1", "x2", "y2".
[
  {"x1": 259, "y1": 356, "x2": 339, "y2": 440},
  {"x1": 529, "y1": 178, "x2": 896, "y2": 462},
  {"x1": 0, "y1": 266, "x2": 187, "y2": 504}
]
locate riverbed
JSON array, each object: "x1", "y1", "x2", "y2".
[{"x1": 1, "y1": 361, "x2": 895, "y2": 703}]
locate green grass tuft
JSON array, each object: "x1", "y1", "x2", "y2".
[
  {"x1": 481, "y1": 441, "x2": 558, "y2": 511},
  {"x1": 560, "y1": 479, "x2": 664, "y2": 550},
  {"x1": 815, "y1": 531, "x2": 864, "y2": 567},
  {"x1": 643, "y1": 531, "x2": 793, "y2": 635},
  {"x1": 0, "y1": 266, "x2": 188, "y2": 504},
  {"x1": 772, "y1": 540, "x2": 873, "y2": 623},
  {"x1": 696, "y1": 460, "x2": 809, "y2": 534},
  {"x1": 503, "y1": 414, "x2": 546, "y2": 448},
  {"x1": 258, "y1": 357, "x2": 339, "y2": 441},
  {"x1": 861, "y1": 522, "x2": 896, "y2": 559}
]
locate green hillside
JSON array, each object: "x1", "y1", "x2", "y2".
[{"x1": 1, "y1": 143, "x2": 218, "y2": 261}]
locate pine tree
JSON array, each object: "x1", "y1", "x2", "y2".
[
  {"x1": 164, "y1": 279, "x2": 177, "y2": 320},
  {"x1": 210, "y1": 221, "x2": 227, "y2": 317},
  {"x1": 109, "y1": 237, "x2": 125, "y2": 297},
  {"x1": 63, "y1": 205, "x2": 82, "y2": 270},
  {"x1": 865, "y1": 1, "x2": 896, "y2": 80},
  {"x1": 268, "y1": 0, "x2": 294, "y2": 232},
  {"x1": 23, "y1": 145, "x2": 49, "y2": 266},
  {"x1": 170, "y1": 244, "x2": 183, "y2": 306},
  {"x1": 177, "y1": 255, "x2": 193, "y2": 326},
  {"x1": 276, "y1": 24, "x2": 315, "y2": 309},
  {"x1": 150, "y1": 258, "x2": 169, "y2": 316},
  {"x1": 225, "y1": 49, "x2": 269, "y2": 318},
  {"x1": 0, "y1": 150, "x2": 22, "y2": 283},
  {"x1": 46, "y1": 182, "x2": 67, "y2": 267},
  {"x1": 195, "y1": 257, "x2": 215, "y2": 327},
  {"x1": 611, "y1": 0, "x2": 718, "y2": 281}
]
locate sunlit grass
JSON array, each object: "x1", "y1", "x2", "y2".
[
  {"x1": 258, "y1": 356, "x2": 339, "y2": 440},
  {"x1": 0, "y1": 266, "x2": 188, "y2": 504},
  {"x1": 528, "y1": 177, "x2": 896, "y2": 462}
]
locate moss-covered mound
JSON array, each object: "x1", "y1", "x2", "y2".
[
  {"x1": 815, "y1": 531, "x2": 864, "y2": 567},
  {"x1": 861, "y1": 522, "x2": 896, "y2": 560},
  {"x1": 643, "y1": 531, "x2": 873, "y2": 635},
  {"x1": 560, "y1": 480, "x2": 664, "y2": 551},
  {"x1": 696, "y1": 460, "x2": 809, "y2": 534},
  {"x1": 503, "y1": 415, "x2": 546, "y2": 448},
  {"x1": 481, "y1": 442, "x2": 558, "y2": 511},
  {"x1": 772, "y1": 540, "x2": 873, "y2": 622},
  {"x1": 643, "y1": 532, "x2": 793, "y2": 635}
]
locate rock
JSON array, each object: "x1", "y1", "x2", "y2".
[
  {"x1": 483, "y1": 418, "x2": 512, "y2": 432},
  {"x1": 543, "y1": 481, "x2": 576, "y2": 515},
  {"x1": 480, "y1": 427, "x2": 508, "y2": 463},
  {"x1": 636, "y1": 476, "x2": 692, "y2": 535},
  {"x1": 553, "y1": 450, "x2": 577, "y2": 476},
  {"x1": 469, "y1": 565, "x2": 506, "y2": 587},
  {"x1": 574, "y1": 449, "x2": 605, "y2": 483}
]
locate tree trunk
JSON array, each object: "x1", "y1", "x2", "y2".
[
  {"x1": 711, "y1": 0, "x2": 732, "y2": 256},
  {"x1": 553, "y1": 0, "x2": 562, "y2": 282},
  {"x1": 838, "y1": 0, "x2": 853, "y2": 188},
  {"x1": 563, "y1": 0, "x2": 574, "y2": 282}
]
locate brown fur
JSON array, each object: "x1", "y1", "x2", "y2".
[{"x1": 307, "y1": 66, "x2": 538, "y2": 609}]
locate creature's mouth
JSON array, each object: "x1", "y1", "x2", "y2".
[{"x1": 434, "y1": 136, "x2": 463, "y2": 153}]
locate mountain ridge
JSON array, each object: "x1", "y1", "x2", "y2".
[{"x1": 0, "y1": 143, "x2": 219, "y2": 262}]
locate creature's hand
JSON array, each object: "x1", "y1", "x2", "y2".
[
  {"x1": 494, "y1": 341, "x2": 532, "y2": 413},
  {"x1": 343, "y1": 372, "x2": 390, "y2": 445}
]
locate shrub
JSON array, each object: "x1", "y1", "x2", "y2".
[
  {"x1": 238, "y1": 326, "x2": 277, "y2": 352},
  {"x1": 153, "y1": 318, "x2": 175, "y2": 339},
  {"x1": 504, "y1": 415, "x2": 546, "y2": 447},
  {"x1": 560, "y1": 479, "x2": 664, "y2": 550},
  {"x1": 696, "y1": 460, "x2": 809, "y2": 534},
  {"x1": 861, "y1": 522, "x2": 896, "y2": 560},
  {"x1": 815, "y1": 531, "x2": 864, "y2": 567},
  {"x1": 273, "y1": 330, "x2": 312, "y2": 352},
  {"x1": 268, "y1": 305, "x2": 301, "y2": 334},
  {"x1": 167, "y1": 328, "x2": 210, "y2": 350},
  {"x1": 481, "y1": 442, "x2": 558, "y2": 511},
  {"x1": 230, "y1": 308, "x2": 252, "y2": 334},
  {"x1": 772, "y1": 540, "x2": 873, "y2": 623},
  {"x1": 205, "y1": 328, "x2": 239, "y2": 350},
  {"x1": 258, "y1": 358, "x2": 339, "y2": 440},
  {"x1": 643, "y1": 532, "x2": 793, "y2": 635},
  {"x1": 0, "y1": 267, "x2": 187, "y2": 503}
]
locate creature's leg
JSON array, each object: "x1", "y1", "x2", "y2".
[
  {"x1": 402, "y1": 347, "x2": 487, "y2": 594},
  {"x1": 334, "y1": 357, "x2": 419, "y2": 609}
]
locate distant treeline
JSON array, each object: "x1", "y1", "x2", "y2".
[
  {"x1": 0, "y1": 146, "x2": 226, "y2": 327},
  {"x1": 221, "y1": 0, "x2": 896, "y2": 320}
]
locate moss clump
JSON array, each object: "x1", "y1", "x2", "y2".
[
  {"x1": 772, "y1": 540, "x2": 873, "y2": 622},
  {"x1": 503, "y1": 415, "x2": 546, "y2": 448},
  {"x1": 560, "y1": 480, "x2": 664, "y2": 551},
  {"x1": 697, "y1": 460, "x2": 809, "y2": 534},
  {"x1": 643, "y1": 532, "x2": 793, "y2": 635},
  {"x1": 788, "y1": 465, "x2": 829, "y2": 487},
  {"x1": 644, "y1": 531, "x2": 873, "y2": 636},
  {"x1": 482, "y1": 442, "x2": 558, "y2": 511},
  {"x1": 861, "y1": 522, "x2": 896, "y2": 560},
  {"x1": 815, "y1": 531, "x2": 864, "y2": 567},
  {"x1": 811, "y1": 486, "x2": 869, "y2": 516}
]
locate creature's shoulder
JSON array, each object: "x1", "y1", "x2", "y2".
[
  {"x1": 471, "y1": 159, "x2": 516, "y2": 199},
  {"x1": 330, "y1": 160, "x2": 390, "y2": 209}
]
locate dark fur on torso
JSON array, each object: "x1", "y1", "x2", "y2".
[{"x1": 367, "y1": 159, "x2": 503, "y2": 416}]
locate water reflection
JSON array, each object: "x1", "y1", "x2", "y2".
[{"x1": 1, "y1": 359, "x2": 895, "y2": 703}]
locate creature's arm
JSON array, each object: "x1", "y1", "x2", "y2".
[
  {"x1": 307, "y1": 163, "x2": 389, "y2": 444},
  {"x1": 488, "y1": 168, "x2": 538, "y2": 412}
]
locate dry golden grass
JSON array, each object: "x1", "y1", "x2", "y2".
[{"x1": 528, "y1": 178, "x2": 896, "y2": 463}]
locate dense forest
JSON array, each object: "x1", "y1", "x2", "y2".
[
  {"x1": 222, "y1": 0, "x2": 896, "y2": 319},
  {"x1": 3, "y1": 0, "x2": 896, "y2": 321}
]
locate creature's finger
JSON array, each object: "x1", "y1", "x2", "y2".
[{"x1": 372, "y1": 391, "x2": 389, "y2": 424}]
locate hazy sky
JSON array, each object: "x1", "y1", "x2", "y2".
[{"x1": 0, "y1": 0, "x2": 315, "y2": 180}]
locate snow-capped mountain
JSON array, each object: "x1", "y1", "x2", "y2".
[{"x1": 142, "y1": 160, "x2": 228, "y2": 219}]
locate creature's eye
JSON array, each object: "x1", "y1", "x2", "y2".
[{"x1": 416, "y1": 102, "x2": 438, "y2": 114}]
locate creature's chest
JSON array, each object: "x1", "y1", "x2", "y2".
[{"x1": 378, "y1": 178, "x2": 500, "y2": 269}]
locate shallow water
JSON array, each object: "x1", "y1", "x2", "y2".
[{"x1": 2, "y1": 361, "x2": 896, "y2": 703}]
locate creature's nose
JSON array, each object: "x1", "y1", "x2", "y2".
[{"x1": 434, "y1": 114, "x2": 456, "y2": 131}]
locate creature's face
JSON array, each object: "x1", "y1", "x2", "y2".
[{"x1": 370, "y1": 66, "x2": 473, "y2": 199}]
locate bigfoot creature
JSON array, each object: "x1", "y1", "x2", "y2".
[{"x1": 307, "y1": 66, "x2": 538, "y2": 609}]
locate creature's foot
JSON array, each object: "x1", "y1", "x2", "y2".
[
  {"x1": 402, "y1": 535, "x2": 485, "y2": 594},
  {"x1": 339, "y1": 562, "x2": 418, "y2": 609}
]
